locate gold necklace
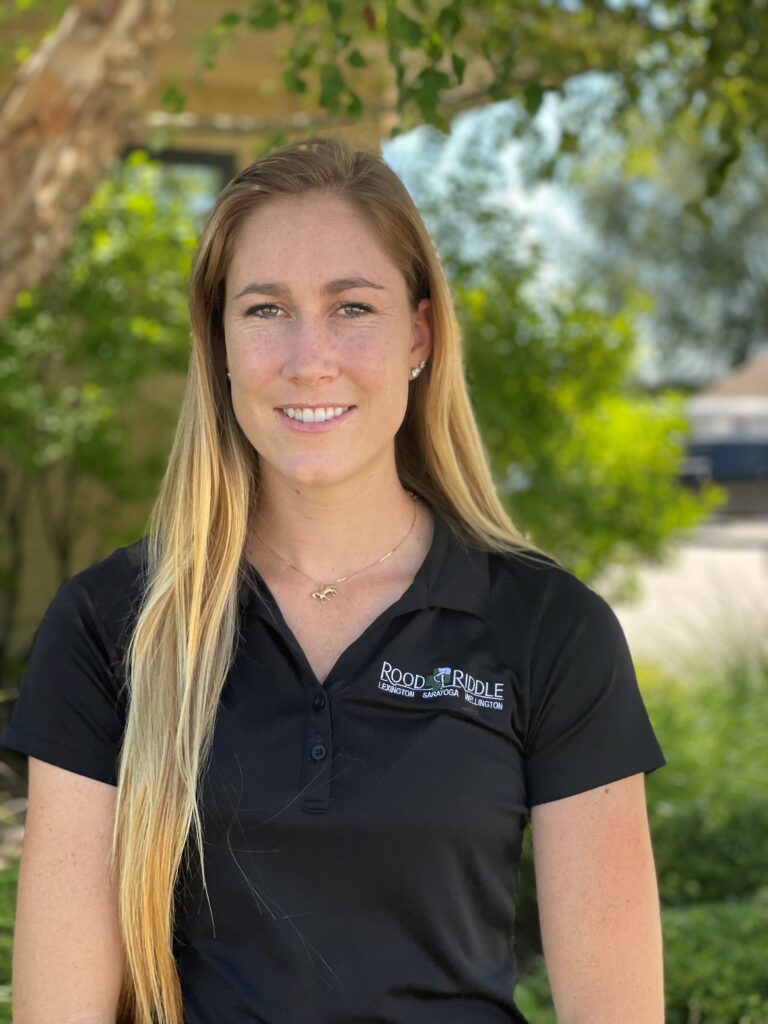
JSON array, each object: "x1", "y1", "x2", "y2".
[{"x1": 252, "y1": 491, "x2": 420, "y2": 603}]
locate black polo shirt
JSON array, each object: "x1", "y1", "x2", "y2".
[{"x1": 1, "y1": 507, "x2": 665, "y2": 1023}]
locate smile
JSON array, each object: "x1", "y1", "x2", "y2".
[
  {"x1": 283, "y1": 405, "x2": 350, "y2": 422},
  {"x1": 275, "y1": 406, "x2": 356, "y2": 432}
]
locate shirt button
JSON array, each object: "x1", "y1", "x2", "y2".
[
  {"x1": 310, "y1": 741, "x2": 328, "y2": 761},
  {"x1": 313, "y1": 693, "x2": 326, "y2": 711}
]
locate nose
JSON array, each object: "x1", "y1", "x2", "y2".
[{"x1": 281, "y1": 315, "x2": 340, "y2": 386}]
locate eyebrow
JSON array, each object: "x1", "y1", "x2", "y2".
[{"x1": 232, "y1": 277, "x2": 387, "y2": 301}]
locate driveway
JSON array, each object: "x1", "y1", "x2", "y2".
[{"x1": 596, "y1": 516, "x2": 768, "y2": 677}]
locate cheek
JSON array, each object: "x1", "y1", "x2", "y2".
[
  {"x1": 352, "y1": 332, "x2": 408, "y2": 380},
  {"x1": 356, "y1": 362, "x2": 408, "y2": 420},
  {"x1": 229, "y1": 332, "x2": 283, "y2": 382},
  {"x1": 364, "y1": 356, "x2": 410, "y2": 425}
]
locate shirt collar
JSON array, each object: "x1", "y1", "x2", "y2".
[
  {"x1": 423, "y1": 510, "x2": 490, "y2": 619},
  {"x1": 238, "y1": 505, "x2": 491, "y2": 620}
]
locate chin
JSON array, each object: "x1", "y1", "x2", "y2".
[{"x1": 271, "y1": 459, "x2": 358, "y2": 490}]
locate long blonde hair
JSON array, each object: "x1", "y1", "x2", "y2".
[{"x1": 112, "y1": 135, "x2": 553, "y2": 1024}]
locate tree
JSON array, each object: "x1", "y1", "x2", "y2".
[
  {"x1": 559, "y1": 124, "x2": 768, "y2": 383},
  {"x1": 419, "y1": 70, "x2": 768, "y2": 386},
  {"x1": 0, "y1": 0, "x2": 175, "y2": 317},
  {"x1": 0, "y1": 151, "x2": 201, "y2": 680},
  {"x1": 1, "y1": 0, "x2": 766, "y2": 317},
  {"x1": 387, "y1": 107, "x2": 725, "y2": 589},
  {"x1": 188, "y1": 0, "x2": 768, "y2": 198}
]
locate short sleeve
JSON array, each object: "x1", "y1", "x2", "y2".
[
  {"x1": 0, "y1": 575, "x2": 127, "y2": 786},
  {"x1": 524, "y1": 569, "x2": 665, "y2": 807}
]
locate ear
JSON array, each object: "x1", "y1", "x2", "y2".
[{"x1": 410, "y1": 297, "x2": 433, "y2": 363}]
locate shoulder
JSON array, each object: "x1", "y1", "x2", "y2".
[
  {"x1": 486, "y1": 544, "x2": 611, "y2": 638},
  {"x1": 46, "y1": 536, "x2": 149, "y2": 657},
  {"x1": 481, "y1": 544, "x2": 633, "y2": 700},
  {"x1": 4, "y1": 539, "x2": 149, "y2": 784},
  {"x1": 72, "y1": 534, "x2": 148, "y2": 591}
]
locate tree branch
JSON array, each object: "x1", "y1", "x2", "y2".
[{"x1": 0, "y1": 0, "x2": 175, "y2": 318}]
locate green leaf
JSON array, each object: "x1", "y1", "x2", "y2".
[
  {"x1": 200, "y1": 44, "x2": 218, "y2": 69},
  {"x1": 451, "y1": 51, "x2": 465, "y2": 84},
  {"x1": 388, "y1": 8, "x2": 422, "y2": 46},
  {"x1": 319, "y1": 61, "x2": 346, "y2": 111},
  {"x1": 437, "y1": 5, "x2": 462, "y2": 40},
  {"x1": 423, "y1": 30, "x2": 444, "y2": 61},
  {"x1": 524, "y1": 82, "x2": 544, "y2": 116},
  {"x1": 346, "y1": 89, "x2": 364, "y2": 117},
  {"x1": 218, "y1": 10, "x2": 241, "y2": 28},
  {"x1": 487, "y1": 81, "x2": 510, "y2": 102},
  {"x1": 413, "y1": 66, "x2": 451, "y2": 122},
  {"x1": 289, "y1": 42, "x2": 315, "y2": 69},
  {"x1": 248, "y1": 2, "x2": 279, "y2": 29},
  {"x1": 160, "y1": 84, "x2": 186, "y2": 113},
  {"x1": 346, "y1": 47, "x2": 367, "y2": 67},
  {"x1": 282, "y1": 66, "x2": 307, "y2": 93},
  {"x1": 328, "y1": 0, "x2": 343, "y2": 24}
]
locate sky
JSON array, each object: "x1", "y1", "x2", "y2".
[
  {"x1": 379, "y1": 74, "x2": 752, "y2": 389},
  {"x1": 379, "y1": 82, "x2": 670, "y2": 383},
  {"x1": 380, "y1": 72, "x2": 638, "y2": 298}
]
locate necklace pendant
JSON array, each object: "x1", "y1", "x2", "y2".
[{"x1": 311, "y1": 584, "x2": 337, "y2": 602}]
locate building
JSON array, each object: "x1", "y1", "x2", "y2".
[{"x1": 680, "y1": 351, "x2": 768, "y2": 517}]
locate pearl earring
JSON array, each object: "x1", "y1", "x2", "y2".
[
  {"x1": 226, "y1": 370, "x2": 231, "y2": 379},
  {"x1": 410, "y1": 359, "x2": 427, "y2": 380}
]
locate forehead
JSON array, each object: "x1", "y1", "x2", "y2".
[{"x1": 226, "y1": 193, "x2": 403, "y2": 291}]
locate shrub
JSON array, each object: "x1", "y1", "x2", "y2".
[
  {"x1": 663, "y1": 891, "x2": 768, "y2": 1024},
  {"x1": 641, "y1": 649, "x2": 768, "y2": 906},
  {"x1": 651, "y1": 800, "x2": 768, "y2": 904},
  {"x1": 514, "y1": 891, "x2": 768, "y2": 1024},
  {"x1": 0, "y1": 858, "x2": 17, "y2": 1020},
  {"x1": 514, "y1": 956, "x2": 555, "y2": 1023}
]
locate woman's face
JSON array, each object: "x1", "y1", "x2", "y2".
[{"x1": 223, "y1": 192, "x2": 432, "y2": 492}]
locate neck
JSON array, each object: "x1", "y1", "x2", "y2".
[{"x1": 248, "y1": 469, "x2": 428, "y2": 583}]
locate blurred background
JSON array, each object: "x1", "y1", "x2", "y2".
[{"x1": 0, "y1": 0, "x2": 766, "y2": 1019}]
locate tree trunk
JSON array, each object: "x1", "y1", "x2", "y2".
[{"x1": 0, "y1": 0, "x2": 175, "y2": 319}]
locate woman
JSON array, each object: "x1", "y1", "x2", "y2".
[{"x1": 3, "y1": 136, "x2": 666, "y2": 1024}]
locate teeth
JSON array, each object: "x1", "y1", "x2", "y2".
[{"x1": 283, "y1": 406, "x2": 349, "y2": 423}]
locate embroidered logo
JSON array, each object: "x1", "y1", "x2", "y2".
[
  {"x1": 425, "y1": 666, "x2": 452, "y2": 690},
  {"x1": 378, "y1": 660, "x2": 505, "y2": 711}
]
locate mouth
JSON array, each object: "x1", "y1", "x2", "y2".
[{"x1": 274, "y1": 405, "x2": 356, "y2": 432}]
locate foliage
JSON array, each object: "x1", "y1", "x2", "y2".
[
  {"x1": 558, "y1": 89, "x2": 768, "y2": 377},
  {"x1": 662, "y1": 892, "x2": 768, "y2": 1024},
  {"x1": 462, "y1": 280, "x2": 722, "y2": 584},
  {"x1": 0, "y1": 151, "x2": 203, "y2": 681},
  {"x1": 652, "y1": 799, "x2": 768, "y2": 906},
  {"x1": 0, "y1": 150, "x2": 199, "y2": 499},
  {"x1": 0, "y1": 857, "x2": 16, "y2": 1020},
  {"x1": 642, "y1": 647, "x2": 768, "y2": 907},
  {"x1": 387, "y1": 109, "x2": 725, "y2": 585},
  {"x1": 514, "y1": 957, "x2": 556, "y2": 1024},
  {"x1": 0, "y1": 0, "x2": 69, "y2": 68},
  {"x1": 155, "y1": 0, "x2": 768, "y2": 203},
  {"x1": 8, "y1": 0, "x2": 768, "y2": 184},
  {"x1": 516, "y1": 892, "x2": 768, "y2": 1024}
]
